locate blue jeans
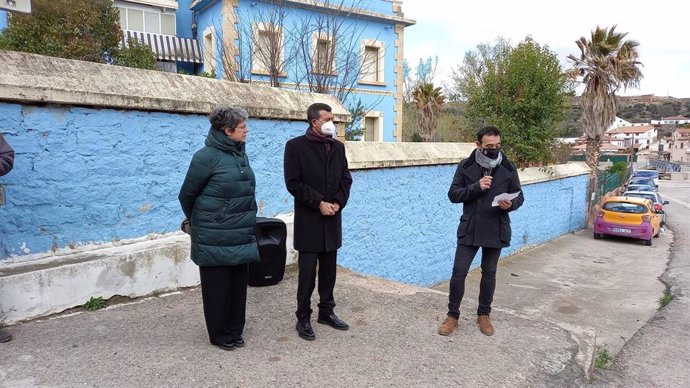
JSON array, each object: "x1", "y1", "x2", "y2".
[{"x1": 447, "y1": 244, "x2": 501, "y2": 318}]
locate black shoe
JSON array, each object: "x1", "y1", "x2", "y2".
[
  {"x1": 212, "y1": 341, "x2": 235, "y2": 351},
  {"x1": 317, "y1": 314, "x2": 349, "y2": 331},
  {"x1": 232, "y1": 336, "x2": 245, "y2": 348},
  {"x1": 0, "y1": 329, "x2": 12, "y2": 343},
  {"x1": 296, "y1": 321, "x2": 315, "y2": 341}
]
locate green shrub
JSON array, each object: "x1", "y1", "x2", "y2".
[
  {"x1": 112, "y1": 38, "x2": 156, "y2": 70},
  {"x1": 410, "y1": 132, "x2": 423, "y2": 142},
  {"x1": 607, "y1": 161, "x2": 628, "y2": 175},
  {"x1": 0, "y1": 0, "x2": 120, "y2": 63},
  {"x1": 658, "y1": 289, "x2": 673, "y2": 310},
  {"x1": 199, "y1": 69, "x2": 217, "y2": 78},
  {"x1": 84, "y1": 296, "x2": 106, "y2": 311},
  {"x1": 594, "y1": 348, "x2": 612, "y2": 369}
]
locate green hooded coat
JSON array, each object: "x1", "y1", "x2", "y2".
[{"x1": 178, "y1": 129, "x2": 259, "y2": 266}]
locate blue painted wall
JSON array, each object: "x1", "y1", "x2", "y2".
[
  {"x1": 0, "y1": 102, "x2": 588, "y2": 287},
  {"x1": 176, "y1": 0, "x2": 194, "y2": 39},
  {"x1": 0, "y1": 10, "x2": 7, "y2": 30},
  {"x1": 0, "y1": 102, "x2": 302, "y2": 258},
  {"x1": 195, "y1": 0, "x2": 223, "y2": 77},
  {"x1": 192, "y1": 0, "x2": 400, "y2": 141},
  {"x1": 339, "y1": 167, "x2": 588, "y2": 286}
]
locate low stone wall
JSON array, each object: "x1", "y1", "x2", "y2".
[
  {"x1": 0, "y1": 234, "x2": 196, "y2": 323},
  {"x1": 0, "y1": 50, "x2": 349, "y2": 121}
]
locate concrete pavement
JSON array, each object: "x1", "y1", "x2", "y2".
[
  {"x1": 0, "y1": 185, "x2": 683, "y2": 387},
  {"x1": 593, "y1": 180, "x2": 690, "y2": 387},
  {"x1": 434, "y1": 227, "x2": 671, "y2": 359},
  {"x1": 0, "y1": 266, "x2": 588, "y2": 388}
]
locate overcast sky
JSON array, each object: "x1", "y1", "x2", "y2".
[{"x1": 402, "y1": 1, "x2": 690, "y2": 98}]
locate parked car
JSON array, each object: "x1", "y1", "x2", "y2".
[
  {"x1": 625, "y1": 183, "x2": 657, "y2": 192},
  {"x1": 622, "y1": 190, "x2": 669, "y2": 225},
  {"x1": 626, "y1": 176, "x2": 657, "y2": 189},
  {"x1": 594, "y1": 196, "x2": 663, "y2": 246},
  {"x1": 633, "y1": 169, "x2": 660, "y2": 186}
]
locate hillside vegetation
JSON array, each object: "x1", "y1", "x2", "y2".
[{"x1": 402, "y1": 96, "x2": 690, "y2": 141}]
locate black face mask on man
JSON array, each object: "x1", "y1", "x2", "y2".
[{"x1": 482, "y1": 148, "x2": 501, "y2": 160}]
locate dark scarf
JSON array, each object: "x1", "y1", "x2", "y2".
[
  {"x1": 305, "y1": 126, "x2": 334, "y2": 153},
  {"x1": 205, "y1": 128, "x2": 245, "y2": 156}
]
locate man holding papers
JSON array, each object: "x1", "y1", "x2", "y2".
[{"x1": 438, "y1": 126, "x2": 524, "y2": 337}]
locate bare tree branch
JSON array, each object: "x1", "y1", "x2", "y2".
[
  {"x1": 292, "y1": 0, "x2": 381, "y2": 104},
  {"x1": 236, "y1": 1, "x2": 298, "y2": 87}
]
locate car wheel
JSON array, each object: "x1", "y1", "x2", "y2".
[
  {"x1": 593, "y1": 232, "x2": 602, "y2": 240},
  {"x1": 654, "y1": 230, "x2": 660, "y2": 238},
  {"x1": 645, "y1": 238, "x2": 652, "y2": 246}
]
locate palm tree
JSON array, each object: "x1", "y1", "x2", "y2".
[
  {"x1": 412, "y1": 82, "x2": 446, "y2": 141},
  {"x1": 567, "y1": 25, "x2": 643, "y2": 213}
]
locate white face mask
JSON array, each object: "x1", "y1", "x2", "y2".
[{"x1": 320, "y1": 121, "x2": 336, "y2": 137}]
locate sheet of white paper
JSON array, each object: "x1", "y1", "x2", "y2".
[{"x1": 492, "y1": 191, "x2": 521, "y2": 207}]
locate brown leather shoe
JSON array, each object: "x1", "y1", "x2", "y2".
[
  {"x1": 437, "y1": 316, "x2": 458, "y2": 336},
  {"x1": 477, "y1": 315, "x2": 494, "y2": 336}
]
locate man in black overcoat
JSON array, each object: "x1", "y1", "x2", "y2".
[
  {"x1": 438, "y1": 126, "x2": 524, "y2": 337},
  {"x1": 284, "y1": 103, "x2": 353, "y2": 341}
]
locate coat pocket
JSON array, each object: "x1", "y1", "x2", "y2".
[
  {"x1": 499, "y1": 216, "x2": 511, "y2": 244},
  {"x1": 457, "y1": 215, "x2": 471, "y2": 238}
]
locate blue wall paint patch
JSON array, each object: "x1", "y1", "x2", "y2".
[
  {"x1": 0, "y1": 102, "x2": 309, "y2": 257},
  {"x1": 339, "y1": 167, "x2": 588, "y2": 286}
]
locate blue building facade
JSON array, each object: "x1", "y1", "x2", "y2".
[{"x1": 179, "y1": 0, "x2": 414, "y2": 142}]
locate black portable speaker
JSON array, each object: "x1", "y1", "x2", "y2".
[{"x1": 249, "y1": 217, "x2": 287, "y2": 287}]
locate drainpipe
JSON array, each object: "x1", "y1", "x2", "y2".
[{"x1": 192, "y1": 10, "x2": 198, "y2": 74}]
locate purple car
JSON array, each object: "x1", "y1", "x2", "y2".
[{"x1": 593, "y1": 196, "x2": 662, "y2": 246}]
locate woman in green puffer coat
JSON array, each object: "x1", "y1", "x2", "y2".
[{"x1": 178, "y1": 106, "x2": 259, "y2": 351}]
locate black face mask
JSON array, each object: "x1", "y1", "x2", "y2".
[{"x1": 482, "y1": 148, "x2": 500, "y2": 160}]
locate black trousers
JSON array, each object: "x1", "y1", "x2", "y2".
[
  {"x1": 295, "y1": 250, "x2": 337, "y2": 322},
  {"x1": 447, "y1": 244, "x2": 502, "y2": 318},
  {"x1": 199, "y1": 264, "x2": 248, "y2": 344}
]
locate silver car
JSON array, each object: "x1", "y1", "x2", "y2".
[{"x1": 633, "y1": 170, "x2": 660, "y2": 186}]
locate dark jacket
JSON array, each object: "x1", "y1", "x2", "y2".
[
  {"x1": 0, "y1": 133, "x2": 14, "y2": 177},
  {"x1": 284, "y1": 133, "x2": 352, "y2": 252},
  {"x1": 449, "y1": 151, "x2": 524, "y2": 248},
  {"x1": 178, "y1": 129, "x2": 260, "y2": 267}
]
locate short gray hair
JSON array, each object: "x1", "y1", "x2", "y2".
[{"x1": 209, "y1": 106, "x2": 249, "y2": 132}]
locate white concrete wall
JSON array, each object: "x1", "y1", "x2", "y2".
[{"x1": 1, "y1": 234, "x2": 197, "y2": 324}]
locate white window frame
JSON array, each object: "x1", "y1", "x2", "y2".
[
  {"x1": 251, "y1": 22, "x2": 285, "y2": 76},
  {"x1": 359, "y1": 39, "x2": 385, "y2": 85},
  {"x1": 311, "y1": 32, "x2": 336, "y2": 75},
  {"x1": 115, "y1": 3, "x2": 176, "y2": 36},
  {"x1": 203, "y1": 27, "x2": 216, "y2": 74},
  {"x1": 125, "y1": 8, "x2": 145, "y2": 32},
  {"x1": 361, "y1": 111, "x2": 384, "y2": 142},
  {"x1": 160, "y1": 12, "x2": 176, "y2": 35}
]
